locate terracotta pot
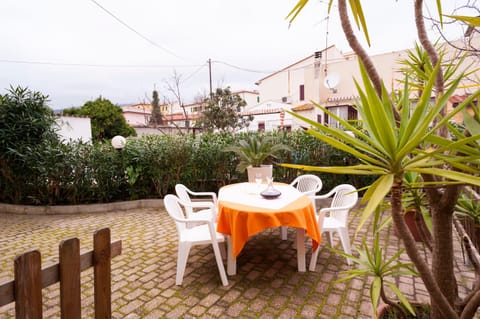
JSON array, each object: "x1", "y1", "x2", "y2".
[
  {"x1": 394, "y1": 210, "x2": 431, "y2": 242},
  {"x1": 375, "y1": 303, "x2": 430, "y2": 318},
  {"x1": 247, "y1": 165, "x2": 272, "y2": 183}
]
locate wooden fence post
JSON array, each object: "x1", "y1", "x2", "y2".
[
  {"x1": 0, "y1": 228, "x2": 121, "y2": 318},
  {"x1": 14, "y1": 250, "x2": 42, "y2": 319},
  {"x1": 59, "y1": 238, "x2": 81, "y2": 319},
  {"x1": 94, "y1": 228, "x2": 111, "y2": 319}
]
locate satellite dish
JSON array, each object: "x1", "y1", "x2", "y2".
[{"x1": 323, "y1": 72, "x2": 340, "y2": 89}]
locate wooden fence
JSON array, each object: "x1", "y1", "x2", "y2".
[{"x1": 0, "y1": 228, "x2": 122, "y2": 319}]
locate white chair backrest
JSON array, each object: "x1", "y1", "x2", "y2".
[
  {"x1": 163, "y1": 194, "x2": 188, "y2": 234},
  {"x1": 175, "y1": 184, "x2": 190, "y2": 202},
  {"x1": 175, "y1": 184, "x2": 194, "y2": 215},
  {"x1": 291, "y1": 175, "x2": 322, "y2": 209},
  {"x1": 290, "y1": 174, "x2": 323, "y2": 196},
  {"x1": 329, "y1": 184, "x2": 358, "y2": 225}
]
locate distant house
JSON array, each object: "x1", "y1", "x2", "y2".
[
  {"x1": 254, "y1": 35, "x2": 480, "y2": 129},
  {"x1": 183, "y1": 90, "x2": 259, "y2": 117},
  {"x1": 121, "y1": 103, "x2": 152, "y2": 127},
  {"x1": 240, "y1": 100, "x2": 316, "y2": 132}
]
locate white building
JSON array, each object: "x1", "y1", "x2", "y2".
[
  {"x1": 55, "y1": 116, "x2": 92, "y2": 143},
  {"x1": 241, "y1": 100, "x2": 315, "y2": 132},
  {"x1": 253, "y1": 35, "x2": 480, "y2": 129}
]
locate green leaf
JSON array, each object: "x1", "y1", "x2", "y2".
[
  {"x1": 385, "y1": 282, "x2": 416, "y2": 315},
  {"x1": 445, "y1": 15, "x2": 480, "y2": 27},
  {"x1": 348, "y1": 0, "x2": 371, "y2": 46},
  {"x1": 371, "y1": 277, "x2": 382, "y2": 313},
  {"x1": 286, "y1": 0, "x2": 310, "y2": 23},
  {"x1": 356, "y1": 175, "x2": 393, "y2": 232},
  {"x1": 410, "y1": 167, "x2": 480, "y2": 187},
  {"x1": 463, "y1": 107, "x2": 480, "y2": 136}
]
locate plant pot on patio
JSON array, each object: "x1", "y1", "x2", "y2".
[
  {"x1": 394, "y1": 209, "x2": 431, "y2": 243},
  {"x1": 376, "y1": 303, "x2": 430, "y2": 319},
  {"x1": 223, "y1": 134, "x2": 291, "y2": 183}
]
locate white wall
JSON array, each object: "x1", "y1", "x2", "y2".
[{"x1": 55, "y1": 116, "x2": 92, "y2": 143}]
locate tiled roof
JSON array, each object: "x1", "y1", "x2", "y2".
[{"x1": 292, "y1": 103, "x2": 314, "y2": 111}]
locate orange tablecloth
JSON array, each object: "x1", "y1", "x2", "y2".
[{"x1": 217, "y1": 183, "x2": 321, "y2": 258}]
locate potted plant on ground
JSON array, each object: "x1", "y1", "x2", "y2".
[
  {"x1": 399, "y1": 172, "x2": 432, "y2": 245},
  {"x1": 455, "y1": 190, "x2": 480, "y2": 253},
  {"x1": 224, "y1": 134, "x2": 292, "y2": 183},
  {"x1": 335, "y1": 208, "x2": 427, "y2": 319}
]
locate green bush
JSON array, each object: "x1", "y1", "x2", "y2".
[{"x1": 0, "y1": 131, "x2": 374, "y2": 205}]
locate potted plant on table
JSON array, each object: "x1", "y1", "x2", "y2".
[{"x1": 224, "y1": 134, "x2": 292, "y2": 183}]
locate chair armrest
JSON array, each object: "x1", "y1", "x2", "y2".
[
  {"x1": 168, "y1": 213, "x2": 211, "y2": 224},
  {"x1": 319, "y1": 205, "x2": 354, "y2": 214},
  {"x1": 186, "y1": 190, "x2": 218, "y2": 203},
  {"x1": 189, "y1": 201, "x2": 215, "y2": 209},
  {"x1": 313, "y1": 188, "x2": 337, "y2": 200}
]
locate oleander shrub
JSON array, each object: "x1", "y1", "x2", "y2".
[{"x1": 0, "y1": 130, "x2": 373, "y2": 205}]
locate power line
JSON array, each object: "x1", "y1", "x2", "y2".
[
  {"x1": 214, "y1": 60, "x2": 274, "y2": 74},
  {"x1": 181, "y1": 63, "x2": 208, "y2": 84},
  {"x1": 0, "y1": 59, "x2": 202, "y2": 69},
  {"x1": 88, "y1": 0, "x2": 183, "y2": 60}
]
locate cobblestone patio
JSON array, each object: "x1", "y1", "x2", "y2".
[{"x1": 0, "y1": 204, "x2": 476, "y2": 318}]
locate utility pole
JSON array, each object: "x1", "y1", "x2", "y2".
[{"x1": 208, "y1": 58, "x2": 213, "y2": 96}]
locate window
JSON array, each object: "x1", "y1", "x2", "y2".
[
  {"x1": 317, "y1": 114, "x2": 322, "y2": 124},
  {"x1": 258, "y1": 122, "x2": 265, "y2": 132},
  {"x1": 299, "y1": 85, "x2": 305, "y2": 101},
  {"x1": 325, "y1": 105, "x2": 357, "y2": 128}
]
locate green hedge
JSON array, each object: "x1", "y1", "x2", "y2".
[{"x1": 0, "y1": 131, "x2": 375, "y2": 205}]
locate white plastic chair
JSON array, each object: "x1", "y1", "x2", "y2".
[
  {"x1": 309, "y1": 184, "x2": 358, "y2": 270},
  {"x1": 281, "y1": 174, "x2": 323, "y2": 240},
  {"x1": 163, "y1": 194, "x2": 228, "y2": 286},
  {"x1": 175, "y1": 184, "x2": 218, "y2": 222}
]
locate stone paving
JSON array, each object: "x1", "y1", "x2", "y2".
[{"x1": 0, "y1": 204, "x2": 476, "y2": 318}]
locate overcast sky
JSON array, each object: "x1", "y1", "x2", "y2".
[{"x1": 0, "y1": 0, "x2": 471, "y2": 109}]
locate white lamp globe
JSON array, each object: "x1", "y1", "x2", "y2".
[{"x1": 111, "y1": 135, "x2": 126, "y2": 149}]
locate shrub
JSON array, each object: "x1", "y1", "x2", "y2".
[{"x1": 0, "y1": 131, "x2": 373, "y2": 205}]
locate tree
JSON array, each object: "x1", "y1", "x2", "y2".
[
  {"x1": 150, "y1": 88, "x2": 163, "y2": 127},
  {"x1": 0, "y1": 86, "x2": 59, "y2": 202},
  {"x1": 0, "y1": 86, "x2": 57, "y2": 154},
  {"x1": 287, "y1": 1, "x2": 480, "y2": 318},
  {"x1": 63, "y1": 96, "x2": 136, "y2": 141},
  {"x1": 164, "y1": 70, "x2": 189, "y2": 133},
  {"x1": 198, "y1": 87, "x2": 252, "y2": 133}
]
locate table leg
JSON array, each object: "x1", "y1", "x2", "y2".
[
  {"x1": 226, "y1": 236, "x2": 236, "y2": 275},
  {"x1": 296, "y1": 228, "x2": 306, "y2": 272}
]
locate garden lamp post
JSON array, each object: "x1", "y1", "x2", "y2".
[{"x1": 111, "y1": 135, "x2": 126, "y2": 151}]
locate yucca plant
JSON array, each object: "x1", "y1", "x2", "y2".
[
  {"x1": 283, "y1": 60, "x2": 480, "y2": 318},
  {"x1": 287, "y1": 2, "x2": 480, "y2": 317},
  {"x1": 455, "y1": 192, "x2": 480, "y2": 225},
  {"x1": 223, "y1": 133, "x2": 292, "y2": 173},
  {"x1": 335, "y1": 208, "x2": 419, "y2": 318}
]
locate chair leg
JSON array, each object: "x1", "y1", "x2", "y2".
[
  {"x1": 338, "y1": 228, "x2": 352, "y2": 265},
  {"x1": 309, "y1": 245, "x2": 320, "y2": 271},
  {"x1": 211, "y1": 240, "x2": 229, "y2": 286},
  {"x1": 176, "y1": 242, "x2": 192, "y2": 285},
  {"x1": 281, "y1": 226, "x2": 288, "y2": 240},
  {"x1": 219, "y1": 242, "x2": 227, "y2": 261}
]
